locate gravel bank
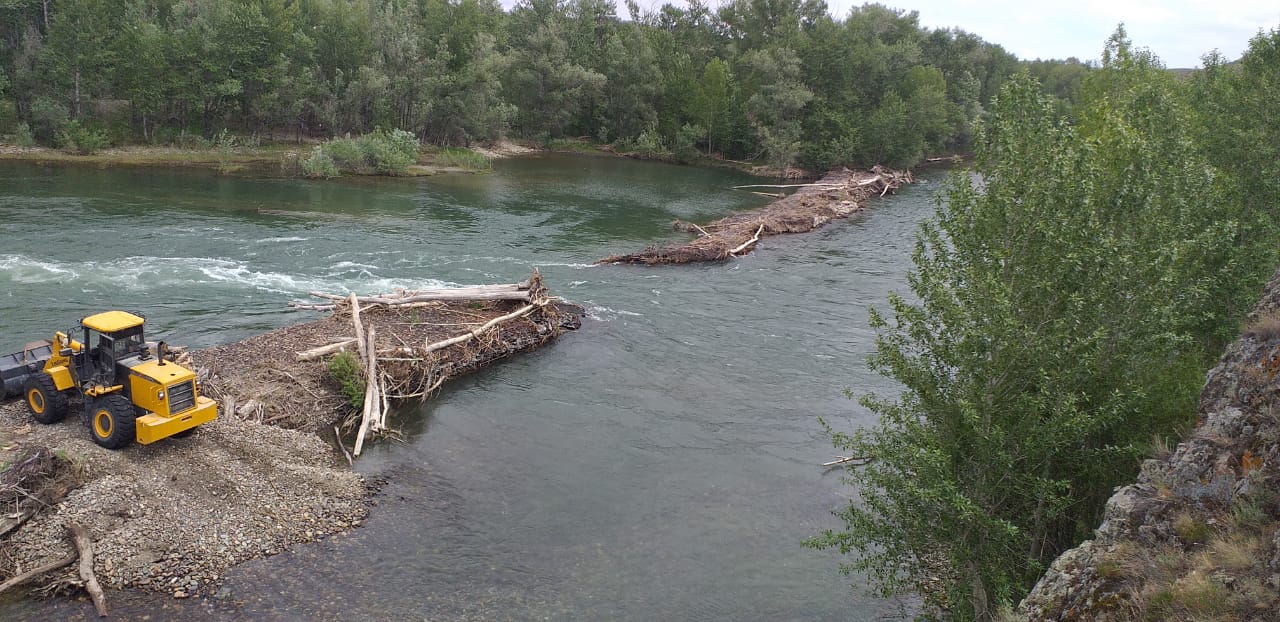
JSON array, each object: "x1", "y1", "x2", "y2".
[{"x1": 0, "y1": 397, "x2": 369, "y2": 599}]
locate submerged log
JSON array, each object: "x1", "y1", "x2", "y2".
[{"x1": 599, "y1": 167, "x2": 912, "y2": 265}]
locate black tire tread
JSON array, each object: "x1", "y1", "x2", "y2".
[
  {"x1": 24, "y1": 374, "x2": 68, "y2": 424},
  {"x1": 89, "y1": 394, "x2": 136, "y2": 450}
]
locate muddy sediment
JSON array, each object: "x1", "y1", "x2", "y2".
[
  {"x1": 0, "y1": 277, "x2": 581, "y2": 601},
  {"x1": 598, "y1": 167, "x2": 912, "y2": 265}
]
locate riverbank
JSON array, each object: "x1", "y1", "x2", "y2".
[
  {"x1": 0, "y1": 275, "x2": 581, "y2": 602},
  {"x1": 0, "y1": 143, "x2": 495, "y2": 178},
  {"x1": 598, "y1": 166, "x2": 912, "y2": 264}
]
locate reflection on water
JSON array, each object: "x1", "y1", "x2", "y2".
[{"x1": 0, "y1": 157, "x2": 942, "y2": 620}]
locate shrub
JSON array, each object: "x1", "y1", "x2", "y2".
[
  {"x1": 1172, "y1": 511, "x2": 1211, "y2": 545},
  {"x1": 617, "y1": 127, "x2": 672, "y2": 161},
  {"x1": 29, "y1": 96, "x2": 69, "y2": 143},
  {"x1": 327, "y1": 350, "x2": 365, "y2": 409},
  {"x1": 301, "y1": 146, "x2": 338, "y2": 178},
  {"x1": 55, "y1": 121, "x2": 111, "y2": 155},
  {"x1": 317, "y1": 128, "x2": 419, "y2": 176},
  {"x1": 674, "y1": 124, "x2": 703, "y2": 163},
  {"x1": 14, "y1": 122, "x2": 34, "y2": 147}
]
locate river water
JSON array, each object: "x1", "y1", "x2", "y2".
[{"x1": 0, "y1": 155, "x2": 941, "y2": 620}]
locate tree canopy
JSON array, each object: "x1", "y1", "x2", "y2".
[
  {"x1": 807, "y1": 26, "x2": 1280, "y2": 620},
  {"x1": 2, "y1": 0, "x2": 1047, "y2": 169}
]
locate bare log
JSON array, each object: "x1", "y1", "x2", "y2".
[
  {"x1": 733, "y1": 183, "x2": 842, "y2": 190},
  {"x1": 423, "y1": 304, "x2": 537, "y2": 354},
  {"x1": 289, "y1": 302, "x2": 336, "y2": 311},
  {"x1": 363, "y1": 291, "x2": 530, "y2": 304},
  {"x1": 296, "y1": 338, "x2": 358, "y2": 361},
  {"x1": 309, "y1": 283, "x2": 532, "y2": 305},
  {"x1": 822, "y1": 455, "x2": 873, "y2": 467},
  {"x1": 67, "y1": 523, "x2": 107, "y2": 617},
  {"x1": 353, "y1": 325, "x2": 379, "y2": 457},
  {"x1": 0, "y1": 553, "x2": 76, "y2": 595},
  {"x1": 726, "y1": 224, "x2": 765, "y2": 257}
]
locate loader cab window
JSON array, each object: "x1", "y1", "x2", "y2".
[{"x1": 87, "y1": 328, "x2": 145, "y2": 377}]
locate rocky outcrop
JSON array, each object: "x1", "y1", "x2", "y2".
[{"x1": 1017, "y1": 270, "x2": 1280, "y2": 620}]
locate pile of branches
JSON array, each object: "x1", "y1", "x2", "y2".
[
  {"x1": 294, "y1": 270, "x2": 577, "y2": 458},
  {"x1": 0, "y1": 447, "x2": 76, "y2": 541},
  {"x1": 0, "y1": 447, "x2": 107, "y2": 615},
  {"x1": 598, "y1": 166, "x2": 913, "y2": 265}
]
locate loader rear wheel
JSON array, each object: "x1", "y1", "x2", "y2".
[
  {"x1": 24, "y1": 374, "x2": 68, "y2": 424},
  {"x1": 89, "y1": 394, "x2": 135, "y2": 450}
]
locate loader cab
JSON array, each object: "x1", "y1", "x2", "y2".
[{"x1": 79, "y1": 311, "x2": 147, "y2": 387}]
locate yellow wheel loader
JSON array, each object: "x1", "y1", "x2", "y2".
[{"x1": 1, "y1": 311, "x2": 217, "y2": 449}]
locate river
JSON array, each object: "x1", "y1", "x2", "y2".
[{"x1": 0, "y1": 154, "x2": 941, "y2": 620}]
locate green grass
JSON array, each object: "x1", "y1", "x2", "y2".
[
  {"x1": 433, "y1": 147, "x2": 492, "y2": 171},
  {"x1": 544, "y1": 138, "x2": 603, "y2": 153}
]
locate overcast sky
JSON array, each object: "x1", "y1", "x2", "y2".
[
  {"x1": 837, "y1": 1, "x2": 1280, "y2": 67},
  {"x1": 610, "y1": 0, "x2": 1280, "y2": 68}
]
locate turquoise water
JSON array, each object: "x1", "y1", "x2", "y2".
[{"x1": 0, "y1": 155, "x2": 943, "y2": 620}]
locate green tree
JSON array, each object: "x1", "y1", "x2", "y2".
[
  {"x1": 691, "y1": 57, "x2": 732, "y2": 155},
  {"x1": 599, "y1": 25, "x2": 661, "y2": 141},
  {"x1": 506, "y1": 19, "x2": 605, "y2": 138},
  {"x1": 810, "y1": 60, "x2": 1246, "y2": 619},
  {"x1": 740, "y1": 46, "x2": 811, "y2": 167}
]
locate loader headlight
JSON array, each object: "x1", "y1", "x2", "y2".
[{"x1": 157, "y1": 390, "x2": 165, "y2": 399}]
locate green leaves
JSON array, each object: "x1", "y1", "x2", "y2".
[{"x1": 817, "y1": 34, "x2": 1280, "y2": 617}]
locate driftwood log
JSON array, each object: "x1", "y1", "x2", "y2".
[
  {"x1": 598, "y1": 166, "x2": 912, "y2": 265},
  {"x1": 67, "y1": 523, "x2": 107, "y2": 617}
]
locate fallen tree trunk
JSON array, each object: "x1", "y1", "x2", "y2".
[
  {"x1": 353, "y1": 325, "x2": 379, "y2": 457},
  {"x1": 67, "y1": 523, "x2": 107, "y2": 617}
]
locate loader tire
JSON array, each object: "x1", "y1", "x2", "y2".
[
  {"x1": 89, "y1": 394, "x2": 135, "y2": 450},
  {"x1": 24, "y1": 374, "x2": 68, "y2": 424}
]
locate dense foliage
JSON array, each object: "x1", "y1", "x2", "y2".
[
  {"x1": 807, "y1": 27, "x2": 1280, "y2": 621},
  {"x1": 0, "y1": 0, "x2": 1058, "y2": 169}
]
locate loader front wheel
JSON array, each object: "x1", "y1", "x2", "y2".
[
  {"x1": 89, "y1": 394, "x2": 136, "y2": 450},
  {"x1": 24, "y1": 374, "x2": 68, "y2": 424}
]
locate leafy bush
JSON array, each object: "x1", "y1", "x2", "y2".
[
  {"x1": 326, "y1": 350, "x2": 365, "y2": 409},
  {"x1": 13, "y1": 122, "x2": 34, "y2": 147},
  {"x1": 55, "y1": 121, "x2": 111, "y2": 155},
  {"x1": 29, "y1": 96, "x2": 69, "y2": 143},
  {"x1": 674, "y1": 124, "x2": 703, "y2": 163},
  {"x1": 317, "y1": 128, "x2": 419, "y2": 175},
  {"x1": 435, "y1": 147, "x2": 492, "y2": 170},
  {"x1": 301, "y1": 145, "x2": 338, "y2": 178},
  {"x1": 616, "y1": 128, "x2": 672, "y2": 160}
]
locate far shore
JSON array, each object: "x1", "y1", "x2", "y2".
[{"x1": 0, "y1": 138, "x2": 878, "y2": 180}]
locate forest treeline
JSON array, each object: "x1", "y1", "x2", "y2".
[
  {"x1": 0, "y1": 0, "x2": 1087, "y2": 169},
  {"x1": 809, "y1": 26, "x2": 1280, "y2": 621}
]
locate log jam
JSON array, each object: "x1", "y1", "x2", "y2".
[{"x1": 597, "y1": 166, "x2": 912, "y2": 265}]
